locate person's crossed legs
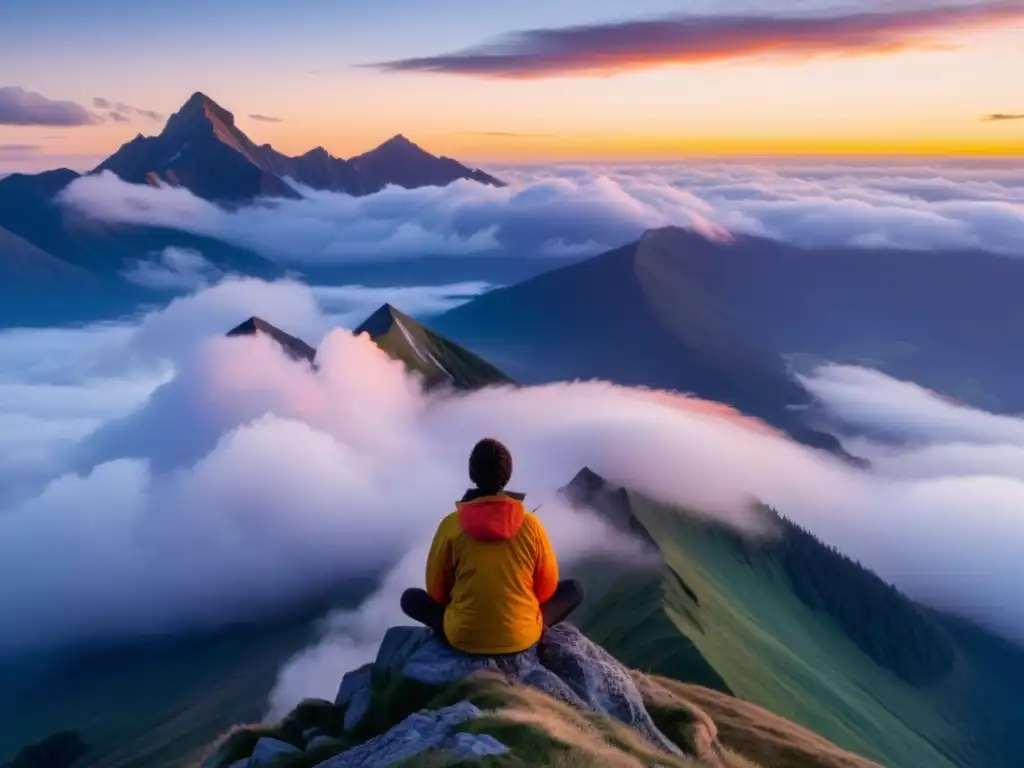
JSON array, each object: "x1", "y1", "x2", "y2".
[
  {"x1": 400, "y1": 587, "x2": 447, "y2": 639},
  {"x1": 400, "y1": 579, "x2": 585, "y2": 645}
]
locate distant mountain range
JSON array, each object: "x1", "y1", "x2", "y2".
[
  {"x1": 94, "y1": 91, "x2": 504, "y2": 202},
  {"x1": 0, "y1": 92, "x2": 505, "y2": 325}
]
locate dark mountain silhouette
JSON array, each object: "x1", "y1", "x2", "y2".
[
  {"x1": 96, "y1": 92, "x2": 504, "y2": 202},
  {"x1": 349, "y1": 134, "x2": 503, "y2": 192},
  {"x1": 430, "y1": 227, "x2": 852, "y2": 456},
  {"x1": 95, "y1": 92, "x2": 299, "y2": 201},
  {"x1": 1, "y1": 730, "x2": 88, "y2": 768},
  {"x1": 225, "y1": 317, "x2": 318, "y2": 364}
]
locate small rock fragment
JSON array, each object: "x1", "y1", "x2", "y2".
[
  {"x1": 249, "y1": 737, "x2": 299, "y2": 767},
  {"x1": 449, "y1": 731, "x2": 510, "y2": 757},
  {"x1": 335, "y1": 663, "x2": 373, "y2": 709}
]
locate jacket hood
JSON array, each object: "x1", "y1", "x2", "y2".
[{"x1": 457, "y1": 493, "x2": 526, "y2": 542}]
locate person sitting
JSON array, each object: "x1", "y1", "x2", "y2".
[{"x1": 400, "y1": 437, "x2": 585, "y2": 655}]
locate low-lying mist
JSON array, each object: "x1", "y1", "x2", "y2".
[{"x1": 57, "y1": 159, "x2": 1024, "y2": 265}]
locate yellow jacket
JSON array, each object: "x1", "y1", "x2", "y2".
[{"x1": 425, "y1": 491, "x2": 559, "y2": 655}]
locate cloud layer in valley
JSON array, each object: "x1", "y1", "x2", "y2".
[
  {"x1": 2, "y1": 278, "x2": 1024, "y2": 721},
  {"x1": 369, "y1": 2, "x2": 1024, "y2": 79},
  {"x1": 122, "y1": 247, "x2": 223, "y2": 291},
  {"x1": 57, "y1": 159, "x2": 1024, "y2": 262},
  {"x1": 0, "y1": 86, "x2": 101, "y2": 126}
]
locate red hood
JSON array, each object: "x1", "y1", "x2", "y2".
[{"x1": 457, "y1": 496, "x2": 525, "y2": 542}]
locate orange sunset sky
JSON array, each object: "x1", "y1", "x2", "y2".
[{"x1": 1, "y1": 0, "x2": 1022, "y2": 172}]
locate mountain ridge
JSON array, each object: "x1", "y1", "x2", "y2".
[
  {"x1": 95, "y1": 91, "x2": 505, "y2": 202},
  {"x1": 430, "y1": 226, "x2": 855, "y2": 459}
]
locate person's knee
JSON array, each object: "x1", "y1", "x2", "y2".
[
  {"x1": 400, "y1": 588, "x2": 423, "y2": 616},
  {"x1": 562, "y1": 579, "x2": 585, "y2": 605}
]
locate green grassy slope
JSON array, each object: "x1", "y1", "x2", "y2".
[{"x1": 574, "y1": 494, "x2": 1024, "y2": 768}]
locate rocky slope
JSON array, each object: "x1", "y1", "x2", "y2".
[{"x1": 197, "y1": 624, "x2": 879, "y2": 768}]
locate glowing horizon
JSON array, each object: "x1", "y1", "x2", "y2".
[{"x1": 1, "y1": 1, "x2": 1022, "y2": 173}]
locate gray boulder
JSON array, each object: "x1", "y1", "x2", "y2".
[
  {"x1": 319, "y1": 701, "x2": 497, "y2": 768},
  {"x1": 306, "y1": 734, "x2": 336, "y2": 752},
  {"x1": 343, "y1": 687, "x2": 372, "y2": 733},
  {"x1": 249, "y1": 737, "x2": 299, "y2": 767},
  {"x1": 335, "y1": 663, "x2": 373, "y2": 709},
  {"x1": 371, "y1": 622, "x2": 681, "y2": 756},
  {"x1": 449, "y1": 731, "x2": 510, "y2": 758}
]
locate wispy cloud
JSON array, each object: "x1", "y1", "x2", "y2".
[
  {"x1": 456, "y1": 130, "x2": 558, "y2": 138},
  {"x1": 93, "y1": 97, "x2": 164, "y2": 123},
  {"x1": 0, "y1": 144, "x2": 40, "y2": 154},
  {"x1": 0, "y1": 87, "x2": 101, "y2": 126},
  {"x1": 249, "y1": 113, "x2": 283, "y2": 123},
  {"x1": 369, "y1": 2, "x2": 1024, "y2": 79},
  {"x1": 983, "y1": 113, "x2": 1024, "y2": 122}
]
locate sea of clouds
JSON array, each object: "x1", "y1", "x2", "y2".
[
  {"x1": 2, "y1": 274, "x2": 1024, "y2": 718},
  {"x1": 2, "y1": 157, "x2": 1022, "y2": 716},
  {"x1": 57, "y1": 158, "x2": 1024, "y2": 266}
]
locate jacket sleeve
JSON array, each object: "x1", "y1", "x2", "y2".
[
  {"x1": 425, "y1": 517, "x2": 455, "y2": 605},
  {"x1": 531, "y1": 515, "x2": 559, "y2": 604}
]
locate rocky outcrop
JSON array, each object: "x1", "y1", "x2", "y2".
[
  {"x1": 341, "y1": 622, "x2": 682, "y2": 757},
  {"x1": 204, "y1": 622, "x2": 683, "y2": 767}
]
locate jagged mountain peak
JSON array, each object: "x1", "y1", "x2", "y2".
[
  {"x1": 353, "y1": 302, "x2": 401, "y2": 338},
  {"x1": 176, "y1": 91, "x2": 235, "y2": 125},
  {"x1": 163, "y1": 91, "x2": 243, "y2": 143},
  {"x1": 356, "y1": 133, "x2": 430, "y2": 161},
  {"x1": 301, "y1": 145, "x2": 332, "y2": 159},
  {"x1": 382, "y1": 133, "x2": 415, "y2": 147},
  {"x1": 225, "y1": 316, "x2": 317, "y2": 363},
  {"x1": 87, "y1": 91, "x2": 504, "y2": 201}
]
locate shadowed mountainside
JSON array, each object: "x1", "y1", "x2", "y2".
[
  {"x1": 434, "y1": 226, "x2": 1024, "y2": 415},
  {"x1": 430, "y1": 228, "x2": 855, "y2": 458}
]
